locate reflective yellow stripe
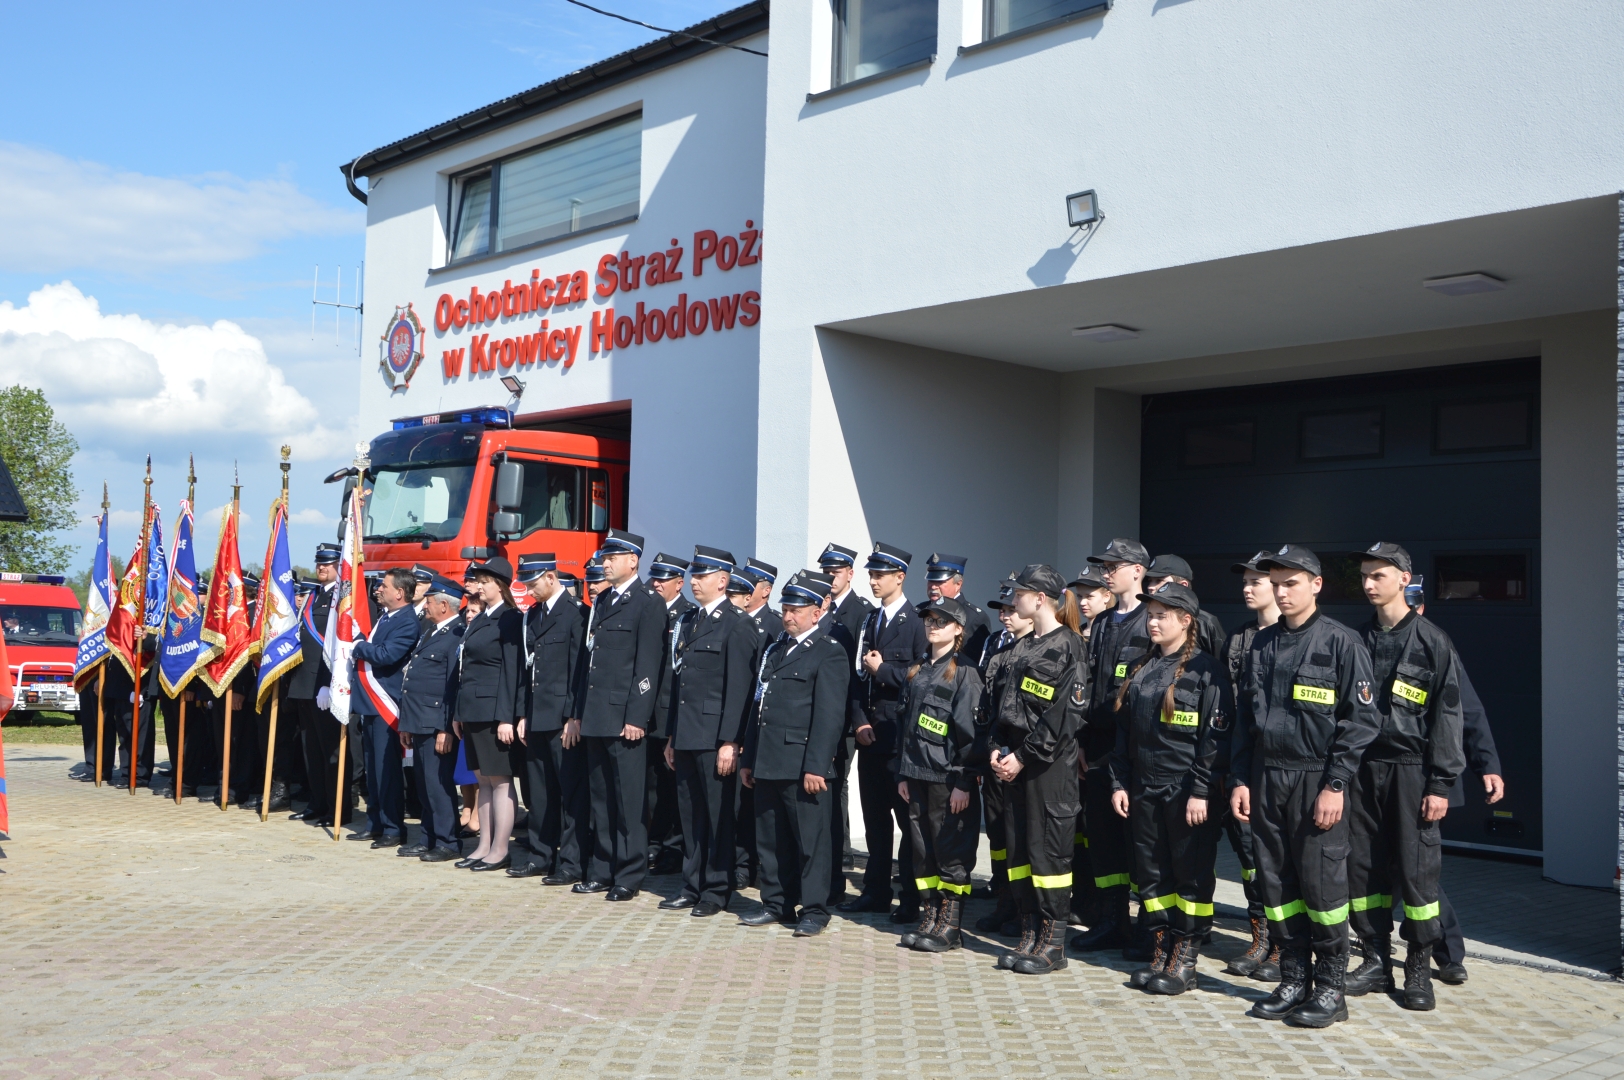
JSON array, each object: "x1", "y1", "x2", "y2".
[
  {"x1": 1094, "y1": 873, "x2": 1130, "y2": 888},
  {"x1": 1007, "y1": 864, "x2": 1032, "y2": 881},
  {"x1": 917, "y1": 713, "x2": 948, "y2": 737},
  {"x1": 1020, "y1": 676, "x2": 1055, "y2": 700},
  {"x1": 1292, "y1": 684, "x2": 1335, "y2": 705},
  {"x1": 1265, "y1": 899, "x2": 1306, "y2": 922},
  {"x1": 1032, "y1": 872, "x2": 1072, "y2": 890},
  {"x1": 989, "y1": 848, "x2": 1008, "y2": 861},
  {"x1": 1113, "y1": 663, "x2": 1127, "y2": 679},
  {"x1": 1404, "y1": 900, "x2": 1441, "y2": 921},
  {"x1": 939, "y1": 880, "x2": 973, "y2": 895},
  {"x1": 1173, "y1": 895, "x2": 1215, "y2": 917},
  {"x1": 1306, "y1": 903, "x2": 1350, "y2": 926},
  {"x1": 1165, "y1": 710, "x2": 1199, "y2": 727},
  {"x1": 1349, "y1": 893, "x2": 1392, "y2": 911},
  {"x1": 1072, "y1": 832, "x2": 1086, "y2": 844},
  {"x1": 915, "y1": 875, "x2": 942, "y2": 891},
  {"x1": 1240, "y1": 867, "x2": 1256, "y2": 882},
  {"x1": 1392, "y1": 679, "x2": 1428, "y2": 705},
  {"x1": 1141, "y1": 893, "x2": 1180, "y2": 912}
]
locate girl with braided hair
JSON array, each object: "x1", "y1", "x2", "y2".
[{"x1": 1106, "y1": 582, "x2": 1233, "y2": 995}]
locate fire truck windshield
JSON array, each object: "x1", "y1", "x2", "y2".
[
  {"x1": 2, "y1": 604, "x2": 83, "y2": 646},
  {"x1": 363, "y1": 463, "x2": 476, "y2": 543}
]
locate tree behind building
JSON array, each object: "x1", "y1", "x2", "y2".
[{"x1": 0, "y1": 387, "x2": 78, "y2": 574}]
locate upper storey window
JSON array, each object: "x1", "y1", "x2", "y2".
[{"x1": 834, "y1": 0, "x2": 937, "y2": 85}]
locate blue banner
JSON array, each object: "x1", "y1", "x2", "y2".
[
  {"x1": 158, "y1": 502, "x2": 213, "y2": 696},
  {"x1": 73, "y1": 512, "x2": 113, "y2": 690},
  {"x1": 255, "y1": 500, "x2": 303, "y2": 709},
  {"x1": 143, "y1": 506, "x2": 168, "y2": 636}
]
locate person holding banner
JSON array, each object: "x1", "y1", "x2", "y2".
[
  {"x1": 452, "y1": 558, "x2": 524, "y2": 872},
  {"x1": 289, "y1": 545, "x2": 347, "y2": 826},
  {"x1": 348, "y1": 567, "x2": 419, "y2": 847}
]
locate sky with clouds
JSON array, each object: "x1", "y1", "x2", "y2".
[{"x1": 0, "y1": 0, "x2": 727, "y2": 571}]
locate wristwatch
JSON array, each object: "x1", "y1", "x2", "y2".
[{"x1": 1324, "y1": 778, "x2": 1346, "y2": 794}]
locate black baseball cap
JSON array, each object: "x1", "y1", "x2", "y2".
[
  {"x1": 1139, "y1": 581, "x2": 1200, "y2": 617},
  {"x1": 1357, "y1": 541, "x2": 1412, "y2": 574},
  {"x1": 1231, "y1": 549, "x2": 1274, "y2": 574},
  {"x1": 922, "y1": 596, "x2": 970, "y2": 627},
  {"x1": 1012, "y1": 563, "x2": 1065, "y2": 600},
  {"x1": 1144, "y1": 554, "x2": 1193, "y2": 583},
  {"x1": 1066, "y1": 566, "x2": 1110, "y2": 592},
  {"x1": 1086, "y1": 538, "x2": 1151, "y2": 567},
  {"x1": 988, "y1": 573, "x2": 1019, "y2": 611},
  {"x1": 1257, "y1": 544, "x2": 1322, "y2": 577}
]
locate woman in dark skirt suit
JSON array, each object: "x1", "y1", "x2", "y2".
[{"x1": 452, "y1": 557, "x2": 525, "y2": 871}]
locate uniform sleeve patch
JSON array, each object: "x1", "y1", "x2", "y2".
[
  {"x1": 1442, "y1": 686, "x2": 1460, "y2": 708},
  {"x1": 1071, "y1": 683, "x2": 1086, "y2": 707},
  {"x1": 1356, "y1": 681, "x2": 1373, "y2": 706},
  {"x1": 638, "y1": 677, "x2": 651, "y2": 695}
]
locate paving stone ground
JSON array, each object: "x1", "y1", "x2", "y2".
[{"x1": 2, "y1": 750, "x2": 1621, "y2": 1080}]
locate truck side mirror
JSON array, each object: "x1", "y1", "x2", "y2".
[
  {"x1": 492, "y1": 511, "x2": 522, "y2": 537},
  {"x1": 494, "y1": 460, "x2": 524, "y2": 511}
]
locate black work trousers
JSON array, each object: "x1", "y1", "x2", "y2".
[
  {"x1": 586, "y1": 734, "x2": 648, "y2": 891},
  {"x1": 291, "y1": 698, "x2": 353, "y2": 825},
  {"x1": 1250, "y1": 766, "x2": 1352, "y2": 956},
  {"x1": 522, "y1": 728, "x2": 588, "y2": 877},
  {"x1": 646, "y1": 736, "x2": 681, "y2": 862},
  {"x1": 856, "y1": 742, "x2": 915, "y2": 905},
  {"x1": 754, "y1": 777, "x2": 831, "y2": 924},
  {"x1": 1006, "y1": 756, "x2": 1078, "y2": 921},
  {"x1": 1349, "y1": 759, "x2": 1443, "y2": 947},
  {"x1": 904, "y1": 778, "x2": 979, "y2": 899},
  {"x1": 164, "y1": 694, "x2": 208, "y2": 793},
  {"x1": 674, "y1": 748, "x2": 736, "y2": 907},
  {"x1": 1216, "y1": 782, "x2": 1265, "y2": 920},
  {"x1": 984, "y1": 773, "x2": 1010, "y2": 891},
  {"x1": 1084, "y1": 765, "x2": 1130, "y2": 890},
  {"x1": 410, "y1": 732, "x2": 460, "y2": 851},
  {"x1": 1128, "y1": 781, "x2": 1220, "y2": 935}
]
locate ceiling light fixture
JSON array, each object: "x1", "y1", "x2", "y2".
[
  {"x1": 1423, "y1": 273, "x2": 1505, "y2": 296},
  {"x1": 1071, "y1": 324, "x2": 1139, "y2": 343}
]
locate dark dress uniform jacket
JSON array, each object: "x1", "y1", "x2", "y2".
[
  {"x1": 399, "y1": 618, "x2": 463, "y2": 736},
  {"x1": 523, "y1": 594, "x2": 584, "y2": 732},
  {"x1": 1106, "y1": 650, "x2": 1231, "y2": 800},
  {"x1": 573, "y1": 580, "x2": 667, "y2": 737},
  {"x1": 668, "y1": 601, "x2": 759, "y2": 752},
  {"x1": 749, "y1": 604, "x2": 784, "y2": 646},
  {"x1": 1359, "y1": 611, "x2": 1466, "y2": 795},
  {"x1": 744, "y1": 630, "x2": 851, "y2": 781},
  {"x1": 286, "y1": 583, "x2": 334, "y2": 699},
  {"x1": 828, "y1": 590, "x2": 872, "y2": 666},
  {"x1": 848, "y1": 602, "x2": 929, "y2": 752},
  {"x1": 652, "y1": 595, "x2": 695, "y2": 738},
  {"x1": 456, "y1": 603, "x2": 524, "y2": 725}
]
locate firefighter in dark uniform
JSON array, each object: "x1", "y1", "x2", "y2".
[
  {"x1": 410, "y1": 565, "x2": 435, "y2": 637},
  {"x1": 725, "y1": 560, "x2": 776, "y2": 888},
  {"x1": 661, "y1": 546, "x2": 759, "y2": 915},
  {"x1": 396, "y1": 575, "x2": 465, "y2": 861},
  {"x1": 1344, "y1": 542, "x2": 1465, "y2": 1011},
  {"x1": 1431, "y1": 657, "x2": 1503, "y2": 985},
  {"x1": 1217, "y1": 551, "x2": 1282, "y2": 980},
  {"x1": 508, "y1": 554, "x2": 588, "y2": 883},
  {"x1": 921, "y1": 554, "x2": 989, "y2": 666},
  {"x1": 1229, "y1": 544, "x2": 1382, "y2": 1028},
  {"x1": 1144, "y1": 555, "x2": 1226, "y2": 657},
  {"x1": 1069, "y1": 538, "x2": 1152, "y2": 954},
  {"x1": 739, "y1": 571, "x2": 850, "y2": 937},
  {"x1": 839, "y1": 543, "x2": 929, "y2": 922},
  {"x1": 894, "y1": 596, "x2": 984, "y2": 952},
  {"x1": 570, "y1": 530, "x2": 667, "y2": 901},
  {"x1": 1106, "y1": 583, "x2": 1232, "y2": 995},
  {"x1": 645, "y1": 553, "x2": 693, "y2": 875},
  {"x1": 819, "y1": 542, "x2": 871, "y2": 879},
  {"x1": 988, "y1": 564, "x2": 1087, "y2": 975},
  {"x1": 1066, "y1": 565, "x2": 1114, "y2": 928},
  {"x1": 973, "y1": 576, "x2": 1030, "y2": 936}
]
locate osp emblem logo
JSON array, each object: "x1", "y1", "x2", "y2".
[{"x1": 380, "y1": 304, "x2": 425, "y2": 392}]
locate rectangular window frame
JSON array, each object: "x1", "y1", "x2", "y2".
[
  {"x1": 1431, "y1": 550, "x2": 1534, "y2": 605},
  {"x1": 830, "y1": 0, "x2": 939, "y2": 90},
  {"x1": 1299, "y1": 406, "x2": 1385, "y2": 463},
  {"x1": 965, "y1": 0, "x2": 1110, "y2": 56},
  {"x1": 441, "y1": 113, "x2": 642, "y2": 270},
  {"x1": 1431, "y1": 396, "x2": 1535, "y2": 455}
]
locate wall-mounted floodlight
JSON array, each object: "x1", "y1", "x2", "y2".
[
  {"x1": 1066, "y1": 189, "x2": 1102, "y2": 229},
  {"x1": 1422, "y1": 273, "x2": 1505, "y2": 296},
  {"x1": 500, "y1": 375, "x2": 527, "y2": 396},
  {"x1": 1072, "y1": 324, "x2": 1139, "y2": 343}
]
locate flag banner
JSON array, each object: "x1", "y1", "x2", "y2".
[
  {"x1": 143, "y1": 508, "x2": 168, "y2": 637},
  {"x1": 323, "y1": 484, "x2": 369, "y2": 726},
  {"x1": 159, "y1": 501, "x2": 215, "y2": 697},
  {"x1": 199, "y1": 502, "x2": 256, "y2": 696},
  {"x1": 254, "y1": 500, "x2": 302, "y2": 709},
  {"x1": 104, "y1": 524, "x2": 148, "y2": 680},
  {"x1": 73, "y1": 512, "x2": 114, "y2": 691}
]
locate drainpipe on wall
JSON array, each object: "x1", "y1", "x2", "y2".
[{"x1": 1615, "y1": 191, "x2": 1624, "y2": 980}]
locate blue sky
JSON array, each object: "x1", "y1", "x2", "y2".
[{"x1": 0, "y1": 0, "x2": 727, "y2": 570}]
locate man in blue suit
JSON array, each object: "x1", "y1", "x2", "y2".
[{"x1": 349, "y1": 566, "x2": 421, "y2": 846}]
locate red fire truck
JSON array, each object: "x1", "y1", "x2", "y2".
[
  {"x1": 337, "y1": 405, "x2": 630, "y2": 589},
  {"x1": 0, "y1": 572, "x2": 83, "y2": 712}
]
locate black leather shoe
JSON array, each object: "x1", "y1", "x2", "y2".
[
  {"x1": 733, "y1": 869, "x2": 752, "y2": 891},
  {"x1": 348, "y1": 832, "x2": 382, "y2": 842},
  {"x1": 543, "y1": 872, "x2": 581, "y2": 886},
  {"x1": 506, "y1": 863, "x2": 548, "y2": 878},
  {"x1": 659, "y1": 895, "x2": 699, "y2": 910},
  {"x1": 793, "y1": 917, "x2": 827, "y2": 937},
  {"x1": 890, "y1": 904, "x2": 920, "y2": 925},
  {"x1": 838, "y1": 894, "x2": 891, "y2": 914},
  {"x1": 397, "y1": 844, "x2": 430, "y2": 857},
  {"x1": 471, "y1": 856, "x2": 512, "y2": 872},
  {"x1": 572, "y1": 879, "x2": 610, "y2": 894},
  {"x1": 692, "y1": 900, "x2": 724, "y2": 917},
  {"x1": 240, "y1": 794, "x2": 263, "y2": 811},
  {"x1": 1435, "y1": 960, "x2": 1468, "y2": 985},
  {"x1": 454, "y1": 856, "x2": 483, "y2": 869},
  {"x1": 371, "y1": 835, "x2": 403, "y2": 849},
  {"x1": 420, "y1": 848, "x2": 460, "y2": 862},
  {"x1": 287, "y1": 809, "x2": 320, "y2": 821},
  {"x1": 606, "y1": 886, "x2": 639, "y2": 901},
  {"x1": 739, "y1": 908, "x2": 783, "y2": 926}
]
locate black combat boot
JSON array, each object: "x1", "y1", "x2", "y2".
[
  {"x1": 899, "y1": 893, "x2": 940, "y2": 949},
  {"x1": 1402, "y1": 943, "x2": 1436, "y2": 1011},
  {"x1": 1284, "y1": 948, "x2": 1350, "y2": 1028},
  {"x1": 1012, "y1": 916, "x2": 1068, "y2": 975},
  {"x1": 1121, "y1": 911, "x2": 1155, "y2": 963},
  {"x1": 915, "y1": 895, "x2": 963, "y2": 952},
  {"x1": 976, "y1": 888, "x2": 1018, "y2": 934},
  {"x1": 1250, "y1": 940, "x2": 1282, "y2": 982},
  {"x1": 1128, "y1": 926, "x2": 1170, "y2": 989},
  {"x1": 998, "y1": 914, "x2": 1037, "y2": 970},
  {"x1": 1066, "y1": 885, "x2": 1127, "y2": 954},
  {"x1": 1248, "y1": 946, "x2": 1311, "y2": 1020},
  {"x1": 1343, "y1": 935, "x2": 1394, "y2": 996},
  {"x1": 1146, "y1": 930, "x2": 1202, "y2": 996},
  {"x1": 1226, "y1": 916, "x2": 1271, "y2": 977}
]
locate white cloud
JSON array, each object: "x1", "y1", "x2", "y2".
[
  {"x1": 288, "y1": 507, "x2": 335, "y2": 526},
  {"x1": 0, "y1": 281, "x2": 354, "y2": 457},
  {"x1": 0, "y1": 142, "x2": 361, "y2": 275}
]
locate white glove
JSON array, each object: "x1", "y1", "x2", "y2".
[{"x1": 316, "y1": 687, "x2": 331, "y2": 710}]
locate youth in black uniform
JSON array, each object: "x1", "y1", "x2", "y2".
[
  {"x1": 1106, "y1": 584, "x2": 1231, "y2": 995},
  {"x1": 921, "y1": 554, "x2": 990, "y2": 668},
  {"x1": 1229, "y1": 544, "x2": 1381, "y2": 1028},
  {"x1": 1432, "y1": 658, "x2": 1504, "y2": 983},
  {"x1": 894, "y1": 597, "x2": 984, "y2": 952},
  {"x1": 1065, "y1": 566, "x2": 1115, "y2": 925},
  {"x1": 645, "y1": 553, "x2": 693, "y2": 875},
  {"x1": 397, "y1": 576, "x2": 465, "y2": 859},
  {"x1": 1345, "y1": 543, "x2": 1465, "y2": 1011},
  {"x1": 989, "y1": 564, "x2": 1087, "y2": 976},
  {"x1": 973, "y1": 576, "x2": 1029, "y2": 935}
]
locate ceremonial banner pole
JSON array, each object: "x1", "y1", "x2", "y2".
[
  {"x1": 94, "y1": 483, "x2": 109, "y2": 788},
  {"x1": 175, "y1": 455, "x2": 196, "y2": 806},
  {"x1": 258, "y1": 447, "x2": 293, "y2": 823},
  {"x1": 220, "y1": 467, "x2": 240, "y2": 812},
  {"x1": 129, "y1": 460, "x2": 153, "y2": 795}
]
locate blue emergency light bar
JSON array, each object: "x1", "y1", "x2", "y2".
[
  {"x1": 0, "y1": 573, "x2": 66, "y2": 585},
  {"x1": 391, "y1": 406, "x2": 512, "y2": 430}
]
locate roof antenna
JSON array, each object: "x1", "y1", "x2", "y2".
[{"x1": 313, "y1": 264, "x2": 364, "y2": 355}]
